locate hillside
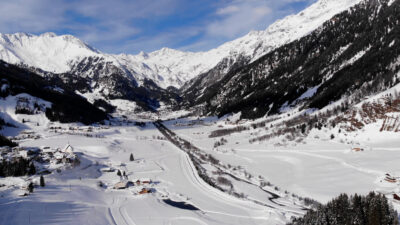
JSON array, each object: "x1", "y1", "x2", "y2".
[
  {"x1": 184, "y1": 0, "x2": 400, "y2": 120},
  {"x1": 0, "y1": 61, "x2": 108, "y2": 125}
]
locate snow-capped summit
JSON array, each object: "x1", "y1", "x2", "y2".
[
  {"x1": 0, "y1": 0, "x2": 362, "y2": 90},
  {"x1": 0, "y1": 32, "x2": 100, "y2": 73}
]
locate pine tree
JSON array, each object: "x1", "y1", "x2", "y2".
[
  {"x1": 28, "y1": 163, "x2": 36, "y2": 175},
  {"x1": 28, "y1": 182, "x2": 34, "y2": 193},
  {"x1": 40, "y1": 175, "x2": 45, "y2": 187},
  {"x1": 129, "y1": 153, "x2": 134, "y2": 161}
]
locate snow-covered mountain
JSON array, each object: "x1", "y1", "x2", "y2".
[
  {"x1": 0, "y1": 0, "x2": 362, "y2": 91},
  {"x1": 187, "y1": 0, "x2": 400, "y2": 119}
]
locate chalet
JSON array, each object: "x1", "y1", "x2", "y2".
[
  {"x1": 134, "y1": 178, "x2": 152, "y2": 185},
  {"x1": 54, "y1": 152, "x2": 64, "y2": 163},
  {"x1": 352, "y1": 148, "x2": 364, "y2": 152},
  {"x1": 63, "y1": 144, "x2": 74, "y2": 154},
  {"x1": 100, "y1": 167, "x2": 115, "y2": 172},
  {"x1": 113, "y1": 180, "x2": 134, "y2": 189},
  {"x1": 139, "y1": 188, "x2": 151, "y2": 194},
  {"x1": 18, "y1": 150, "x2": 29, "y2": 158},
  {"x1": 385, "y1": 173, "x2": 397, "y2": 183},
  {"x1": 141, "y1": 178, "x2": 151, "y2": 184},
  {"x1": 114, "y1": 181, "x2": 129, "y2": 189}
]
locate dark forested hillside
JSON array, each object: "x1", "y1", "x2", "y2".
[
  {"x1": 0, "y1": 61, "x2": 108, "y2": 124},
  {"x1": 183, "y1": 0, "x2": 400, "y2": 119},
  {"x1": 44, "y1": 56, "x2": 181, "y2": 111}
]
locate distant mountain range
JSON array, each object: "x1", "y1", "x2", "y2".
[
  {"x1": 3, "y1": 0, "x2": 398, "y2": 124},
  {"x1": 0, "y1": 0, "x2": 362, "y2": 113}
]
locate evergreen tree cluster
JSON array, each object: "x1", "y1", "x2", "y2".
[
  {"x1": 288, "y1": 192, "x2": 399, "y2": 225},
  {"x1": 0, "y1": 134, "x2": 17, "y2": 147},
  {"x1": 0, "y1": 158, "x2": 36, "y2": 177},
  {"x1": 0, "y1": 62, "x2": 108, "y2": 125}
]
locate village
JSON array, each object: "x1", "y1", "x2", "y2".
[
  {"x1": 98, "y1": 152, "x2": 161, "y2": 196},
  {"x1": 0, "y1": 144, "x2": 79, "y2": 171}
]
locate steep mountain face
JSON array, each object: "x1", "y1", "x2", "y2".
[
  {"x1": 0, "y1": 0, "x2": 362, "y2": 112},
  {"x1": 180, "y1": 0, "x2": 363, "y2": 101},
  {"x1": 190, "y1": 0, "x2": 400, "y2": 119}
]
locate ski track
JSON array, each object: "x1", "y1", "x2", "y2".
[{"x1": 291, "y1": 151, "x2": 383, "y2": 176}]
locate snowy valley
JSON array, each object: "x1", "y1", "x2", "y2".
[{"x1": 1, "y1": 0, "x2": 400, "y2": 224}]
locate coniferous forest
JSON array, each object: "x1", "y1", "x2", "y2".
[{"x1": 288, "y1": 192, "x2": 399, "y2": 225}]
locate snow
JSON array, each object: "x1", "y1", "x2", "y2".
[
  {"x1": 339, "y1": 46, "x2": 371, "y2": 70},
  {"x1": 1, "y1": 0, "x2": 390, "y2": 223},
  {"x1": 2, "y1": 87, "x2": 400, "y2": 224},
  {"x1": 297, "y1": 85, "x2": 321, "y2": 101},
  {"x1": 0, "y1": 124, "x2": 291, "y2": 225},
  {"x1": 0, "y1": 0, "x2": 361, "y2": 89},
  {"x1": 163, "y1": 112, "x2": 400, "y2": 208}
]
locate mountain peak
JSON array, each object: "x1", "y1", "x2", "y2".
[
  {"x1": 40, "y1": 32, "x2": 57, "y2": 38},
  {"x1": 0, "y1": 32, "x2": 100, "y2": 73}
]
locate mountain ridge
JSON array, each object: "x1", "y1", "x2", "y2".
[{"x1": 0, "y1": 0, "x2": 362, "y2": 91}]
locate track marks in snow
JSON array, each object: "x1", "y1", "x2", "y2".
[{"x1": 291, "y1": 151, "x2": 383, "y2": 176}]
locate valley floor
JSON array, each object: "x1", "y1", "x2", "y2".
[
  {"x1": 0, "y1": 124, "x2": 287, "y2": 225},
  {"x1": 1, "y1": 115, "x2": 400, "y2": 225}
]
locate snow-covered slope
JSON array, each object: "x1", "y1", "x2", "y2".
[
  {"x1": 0, "y1": 0, "x2": 362, "y2": 90},
  {"x1": 0, "y1": 32, "x2": 99, "y2": 73}
]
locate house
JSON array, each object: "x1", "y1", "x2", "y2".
[
  {"x1": 139, "y1": 188, "x2": 151, "y2": 194},
  {"x1": 54, "y1": 152, "x2": 64, "y2": 163},
  {"x1": 135, "y1": 179, "x2": 141, "y2": 185},
  {"x1": 141, "y1": 178, "x2": 151, "y2": 184},
  {"x1": 114, "y1": 181, "x2": 129, "y2": 189},
  {"x1": 385, "y1": 173, "x2": 397, "y2": 183},
  {"x1": 63, "y1": 144, "x2": 74, "y2": 154},
  {"x1": 19, "y1": 150, "x2": 28, "y2": 158},
  {"x1": 101, "y1": 167, "x2": 115, "y2": 173},
  {"x1": 134, "y1": 178, "x2": 152, "y2": 185}
]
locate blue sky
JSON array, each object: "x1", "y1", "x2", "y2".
[{"x1": 0, "y1": 0, "x2": 316, "y2": 54}]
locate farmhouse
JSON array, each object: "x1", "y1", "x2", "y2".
[
  {"x1": 63, "y1": 144, "x2": 74, "y2": 154},
  {"x1": 352, "y1": 147, "x2": 364, "y2": 152},
  {"x1": 385, "y1": 173, "x2": 397, "y2": 183},
  {"x1": 114, "y1": 181, "x2": 129, "y2": 189},
  {"x1": 100, "y1": 167, "x2": 115, "y2": 172},
  {"x1": 113, "y1": 180, "x2": 134, "y2": 189},
  {"x1": 134, "y1": 178, "x2": 152, "y2": 185},
  {"x1": 141, "y1": 178, "x2": 151, "y2": 184},
  {"x1": 139, "y1": 188, "x2": 151, "y2": 194}
]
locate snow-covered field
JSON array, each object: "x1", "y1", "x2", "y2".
[
  {"x1": 1, "y1": 92, "x2": 400, "y2": 225},
  {"x1": 164, "y1": 115, "x2": 400, "y2": 208},
  {"x1": 0, "y1": 122, "x2": 294, "y2": 225}
]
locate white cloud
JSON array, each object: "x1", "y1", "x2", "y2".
[
  {"x1": 0, "y1": 0, "x2": 316, "y2": 53},
  {"x1": 206, "y1": 0, "x2": 273, "y2": 38},
  {"x1": 0, "y1": 0, "x2": 67, "y2": 32},
  {"x1": 217, "y1": 5, "x2": 240, "y2": 15}
]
